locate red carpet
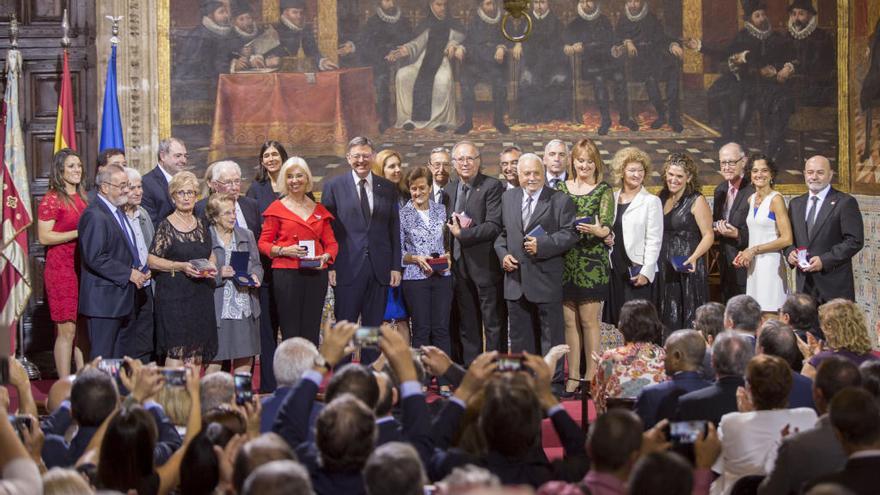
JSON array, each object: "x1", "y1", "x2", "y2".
[{"x1": 543, "y1": 398, "x2": 597, "y2": 461}]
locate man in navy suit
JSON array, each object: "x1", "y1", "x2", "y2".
[
  {"x1": 636, "y1": 330, "x2": 712, "y2": 429},
  {"x1": 322, "y1": 137, "x2": 402, "y2": 351},
  {"x1": 142, "y1": 137, "x2": 187, "y2": 225},
  {"x1": 78, "y1": 164, "x2": 151, "y2": 359},
  {"x1": 784, "y1": 155, "x2": 864, "y2": 303}
]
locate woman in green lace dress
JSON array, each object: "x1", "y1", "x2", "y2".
[{"x1": 557, "y1": 139, "x2": 614, "y2": 396}]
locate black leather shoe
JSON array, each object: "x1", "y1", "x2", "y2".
[{"x1": 455, "y1": 122, "x2": 473, "y2": 134}]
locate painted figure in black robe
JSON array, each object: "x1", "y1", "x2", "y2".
[
  {"x1": 265, "y1": 0, "x2": 337, "y2": 71},
  {"x1": 615, "y1": 0, "x2": 684, "y2": 132},
  {"x1": 455, "y1": 0, "x2": 511, "y2": 134},
  {"x1": 784, "y1": 0, "x2": 836, "y2": 107},
  {"x1": 563, "y1": 0, "x2": 638, "y2": 134},
  {"x1": 861, "y1": 18, "x2": 880, "y2": 162},
  {"x1": 514, "y1": 0, "x2": 570, "y2": 124},
  {"x1": 358, "y1": 0, "x2": 412, "y2": 132}
]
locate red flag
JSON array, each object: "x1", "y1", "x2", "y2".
[{"x1": 54, "y1": 49, "x2": 76, "y2": 152}]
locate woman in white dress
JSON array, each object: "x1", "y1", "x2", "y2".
[{"x1": 734, "y1": 155, "x2": 792, "y2": 312}]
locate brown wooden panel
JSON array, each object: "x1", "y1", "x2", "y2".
[
  {"x1": 28, "y1": 0, "x2": 62, "y2": 23},
  {"x1": 29, "y1": 71, "x2": 62, "y2": 119},
  {"x1": 0, "y1": 1, "x2": 22, "y2": 22},
  {"x1": 28, "y1": 133, "x2": 55, "y2": 181}
]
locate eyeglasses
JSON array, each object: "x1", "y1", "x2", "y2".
[
  {"x1": 720, "y1": 157, "x2": 744, "y2": 168},
  {"x1": 348, "y1": 153, "x2": 372, "y2": 161},
  {"x1": 215, "y1": 179, "x2": 242, "y2": 187},
  {"x1": 105, "y1": 182, "x2": 130, "y2": 190},
  {"x1": 454, "y1": 155, "x2": 480, "y2": 163},
  {"x1": 175, "y1": 190, "x2": 197, "y2": 198}
]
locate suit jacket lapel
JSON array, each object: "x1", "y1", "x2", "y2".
[
  {"x1": 809, "y1": 188, "x2": 838, "y2": 241},
  {"x1": 791, "y1": 195, "x2": 808, "y2": 244},
  {"x1": 730, "y1": 180, "x2": 751, "y2": 217},
  {"x1": 525, "y1": 187, "x2": 551, "y2": 232},
  {"x1": 511, "y1": 188, "x2": 524, "y2": 232},
  {"x1": 96, "y1": 199, "x2": 133, "y2": 263}
]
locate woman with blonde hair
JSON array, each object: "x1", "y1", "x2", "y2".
[
  {"x1": 258, "y1": 157, "x2": 337, "y2": 346},
  {"x1": 801, "y1": 299, "x2": 879, "y2": 379},
  {"x1": 148, "y1": 171, "x2": 218, "y2": 367},
  {"x1": 604, "y1": 147, "x2": 663, "y2": 326},
  {"x1": 657, "y1": 153, "x2": 713, "y2": 334},
  {"x1": 557, "y1": 139, "x2": 614, "y2": 395}
]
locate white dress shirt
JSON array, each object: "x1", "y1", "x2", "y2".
[
  {"x1": 804, "y1": 184, "x2": 831, "y2": 222},
  {"x1": 352, "y1": 170, "x2": 374, "y2": 212}
]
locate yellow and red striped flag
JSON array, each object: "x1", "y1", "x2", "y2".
[{"x1": 53, "y1": 49, "x2": 76, "y2": 152}]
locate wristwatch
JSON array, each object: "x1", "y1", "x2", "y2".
[{"x1": 314, "y1": 355, "x2": 330, "y2": 373}]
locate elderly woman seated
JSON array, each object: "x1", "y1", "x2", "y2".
[{"x1": 801, "y1": 299, "x2": 879, "y2": 379}]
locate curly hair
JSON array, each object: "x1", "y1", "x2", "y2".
[
  {"x1": 610, "y1": 146, "x2": 651, "y2": 186},
  {"x1": 618, "y1": 299, "x2": 664, "y2": 344},
  {"x1": 820, "y1": 299, "x2": 873, "y2": 355},
  {"x1": 568, "y1": 138, "x2": 605, "y2": 183},
  {"x1": 660, "y1": 152, "x2": 701, "y2": 197}
]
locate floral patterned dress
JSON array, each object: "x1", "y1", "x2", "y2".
[
  {"x1": 557, "y1": 181, "x2": 614, "y2": 301},
  {"x1": 591, "y1": 341, "x2": 667, "y2": 411}
]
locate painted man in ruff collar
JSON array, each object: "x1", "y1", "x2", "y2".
[
  {"x1": 179, "y1": 0, "x2": 233, "y2": 81},
  {"x1": 265, "y1": 0, "x2": 337, "y2": 71},
  {"x1": 784, "y1": 0, "x2": 835, "y2": 107}
]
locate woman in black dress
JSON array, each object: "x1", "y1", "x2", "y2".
[
  {"x1": 148, "y1": 171, "x2": 218, "y2": 366},
  {"x1": 657, "y1": 153, "x2": 714, "y2": 334},
  {"x1": 246, "y1": 141, "x2": 288, "y2": 392}
]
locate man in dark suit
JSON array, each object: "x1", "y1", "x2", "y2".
[
  {"x1": 676, "y1": 331, "x2": 754, "y2": 425},
  {"x1": 712, "y1": 142, "x2": 754, "y2": 302},
  {"x1": 784, "y1": 155, "x2": 864, "y2": 303},
  {"x1": 142, "y1": 137, "x2": 187, "y2": 225},
  {"x1": 499, "y1": 146, "x2": 522, "y2": 190},
  {"x1": 756, "y1": 321, "x2": 815, "y2": 409},
  {"x1": 758, "y1": 356, "x2": 861, "y2": 495},
  {"x1": 260, "y1": 337, "x2": 321, "y2": 437},
  {"x1": 193, "y1": 160, "x2": 262, "y2": 237},
  {"x1": 428, "y1": 147, "x2": 451, "y2": 207},
  {"x1": 495, "y1": 153, "x2": 577, "y2": 387},
  {"x1": 446, "y1": 141, "x2": 507, "y2": 365},
  {"x1": 322, "y1": 137, "x2": 402, "y2": 359},
  {"x1": 78, "y1": 164, "x2": 150, "y2": 359},
  {"x1": 804, "y1": 387, "x2": 880, "y2": 495},
  {"x1": 636, "y1": 330, "x2": 712, "y2": 429}
]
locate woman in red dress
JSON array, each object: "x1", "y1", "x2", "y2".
[{"x1": 37, "y1": 149, "x2": 87, "y2": 378}]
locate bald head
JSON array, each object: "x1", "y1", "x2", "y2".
[
  {"x1": 664, "y1": 330, "x2": 707, "y2": 374},
  {"x1": 805, "y1": 155, "x2": 833, "y2": 194},
  {"x1": 718, "y1": 142, "x2": 747, "y2": 182}
]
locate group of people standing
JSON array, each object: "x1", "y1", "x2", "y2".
[{"x1": 37, "y1": 133, "x2": 863, "y2": 399}]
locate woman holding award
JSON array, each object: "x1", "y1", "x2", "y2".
[
  {"x1": 207, "y1": 194, "x2": 263, "y2": 375},
  {"x1": 399, "y1": 166, "x2": 453, "y2": 361},
  {"x1": 258, "y1": 157, "x2": 338, "y2": 346}
]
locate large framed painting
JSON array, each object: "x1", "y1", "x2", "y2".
[
  {"x1": 850, "y1": 0, "x2": 880, "y2": 194},
  {"x1": 158, "y1": 0, "x2": 847, "y2": 195}
]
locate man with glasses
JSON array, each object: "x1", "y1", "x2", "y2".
[
  {"x1": 500, "y1": 146, "x2": 522, "y2": 190},
  {"x1": 195, "y1": 160, "x2": 262, "y2": 238},
  {"x1": 428, "y1": 147, "x2": 451, "y2": 206},
  {"x1": 446, "y1": 140, "x2": 506, "y2": 365},
  {"x1": 712, "y1": 142, "x2": 754, "y2": 302},
  {"x1": 143, "y1": 137, "x2": 188, "y2": 225},
  {"x1": 322, "y1": 136, "x2": 402, "y2": 363},
  {"x1": 78, "y1": 163, "x2": 150, "y2": 359}
]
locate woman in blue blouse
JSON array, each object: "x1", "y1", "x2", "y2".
[{"x1": 399, "y1": 166, "x2": 453, "y2": 359}]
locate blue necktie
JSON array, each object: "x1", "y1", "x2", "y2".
[{"x1": 115, "y1": 208, "x2": 141, "y2": 268}]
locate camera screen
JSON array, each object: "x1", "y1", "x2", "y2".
[
  {"x1": 235, "y1": 372, "x2": 253, "y2": 405},
  {"x1": 353, "y1": 327, "x2": 381, "y2": 347},
  {"x1": 670, "y1": 421, "x2": 706, "y2": 444},
  {"x1": 496, "y1": 356, "x2": 523, "y2": 372},
  {"x1": 98, "y1": 359, "x2": 124, "y2": 377},
  {"x1": 161, "y1": 368, "x2": 186, "y2": 387}
]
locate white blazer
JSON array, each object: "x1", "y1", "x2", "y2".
[{"x1": 611, "y1": 187, "x2": 664, "y2": 282}]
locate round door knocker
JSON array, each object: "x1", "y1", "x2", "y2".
[{"x1": 502, "y1": 0, "x2": 532, "y2": 43}]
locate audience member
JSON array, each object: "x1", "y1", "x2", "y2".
[
  {"x1": 756, "y1": 320, "x2": 815, "y2": 408},
  {"x1": 804, "y1": 387, "x2": 880, "y2": 495},
  {"x1": 636, "y1": 329, "x2": 711, "y2": 429},
  {"x1": 446, "y1": 140, "x2": 507, "y2": 364},
  {"x1": 784, "y1": 155, "x2": 864, "y2": 304},
  {"x1": 628, "y1": 452, "x2": 694, "y2": 495},
  {"x1": 206, "y1": 193, "x2": 263, "y2": 374},
  {"x1": 593, "y1": 300, "x2": 667, "y2": 412},
  {"x1": 322, "y1": 137, "x2": 402, "y2": 363},
  {"x1": 436, "y1": 465, "x2": 500, "y2": 494},
  {"x1": 261, "y1": 338, "x2": 320, "y2": 433},
  {"x1": 38, "y1": 148, "x2": 88, "y2": 377},
  {"x1": 496, "y1": 152, "x2": 577, "y2": 389},
  {"x1": 677, "y1": 331, "x2": 754, "y2": 425},
  {"x1": 363, "y1": 442, "x2": 426, "y2": 495},
  {"x1": 759, "y1": 356, "x2": 862, "y2": 495},
  {"x1": 42, "y1": 467, "x2": 93, "y2": 495},
  {"x1": 233, "y1": 433, "x2": 296, "y2": 494},
  {"x1": 242, "y1": 459, "x2": 314, "y2": 495},
  {"x1": 142, "y1": 137, "x2": 187, "y2": 225},
  {"x1": 802, "y1": 299, "x2": 879, "y2": 379},
  {"x1": 604, "y1": 147, "x2": 663, "y2": 325},
  {"x1": 858, "y1": 361, "x2": 880, "y2": 401},
  {"x1": 712, "y1": 354, "x2": 817, "y2": 495},
  {"x1": 200, "y1": 372, "x2": 234, "y2": 414},
  {"x1": 723, "y1": 294, "x2": 762, "y2": 340},
  {"x1": 0, "y1": 393, "x2": 42, "y2": 495},
  {"x1": 695, "y1": 302, "x2": 726, "y2": 345},
  {"x1": 148, "y1": 170, "x2": 218, "y2": 366},
  {"x1": 258, "y1": 157, "x2": 337, "y2": 346},
  {"x1": 779, "y1": 293, "x2": 823, "y2": 342}
]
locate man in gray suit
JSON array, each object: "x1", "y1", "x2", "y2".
[
  {"x1": 758, "y1": 355, "x2": 862, "y2": 495},
  {"x1": 495, "y1": 153, "x2": 577, "y2": 388}
]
